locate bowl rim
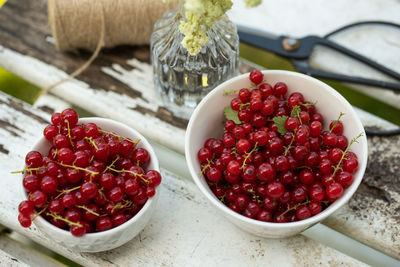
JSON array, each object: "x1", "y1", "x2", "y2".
[
  {"x1": 22, "y1": 117, "x2": 160, "y2": 238},
  {"x1": 185, "y1": 70, "x2": 368, "y2": 229}
]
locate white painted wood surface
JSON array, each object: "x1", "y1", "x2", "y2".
[
  {"x1": 0, "y1": 249, "x2": 28, "y2": 267},
  {"x1": 0, "y1": 234, "x2": 64, "y2": 267},
  {"x1": 0, "y1": 92, "x2": 367, "y2": 266}
]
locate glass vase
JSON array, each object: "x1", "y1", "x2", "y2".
[{"x1": 150, "y1": 5, "x2": 239, "y2": 119}]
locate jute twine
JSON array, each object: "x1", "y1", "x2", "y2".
[{"x1": 43, "y1": 0, "x2": 175, "y2": 95}]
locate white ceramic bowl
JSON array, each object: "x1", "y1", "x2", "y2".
[
  {"x1": 185, "y1": 70, "x2": 368, "y2": 238},
  {"x1": 22, "y1": 117, "x2": 160, "y2": 252}
]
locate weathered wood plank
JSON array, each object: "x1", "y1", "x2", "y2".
[
  {"x1": 0, "y1": 91, "x2": 367, "y2": 266},
  {"x1": 0, "y1": 249, "x2": 29, "y2": 267},
  {"x1": 0, "y1": 234, "x2": 65, "y2": 267}
]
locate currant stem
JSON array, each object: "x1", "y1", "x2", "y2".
[
  {"x1": 300, "y1": 101, "x2": 317, "y2": 107},
  {"x1": 103, "y1": 155, "x2": 120, "y2": 174},
  {"x1": 284, "y1": 136, "x2": 295, "y2": 156},
  {"x1": 329, "y1": 112, "x2": 345, "y2": 133},
  {"x1": 201, "y1": 158, "x2": 214, "y2": 174},
  {"x1": 111, "y1": 199, "x2": 132, "y2": 213},
  {"x1": 59, "y1": 163, "x2": 99, "y2": 175},
  {"x1": 11, "y1": 167, "x2": 42, "y2": 174},
  {"x1": 84, "y1": 137, "x2": 98, "y2": 150},
  {"x1": 46, "y1": 212, "x2": 82, "y2": 227},
  {"x1": 31, "y1": 205, "x2": 48, "y2": 221},
  {"x1": 281, "y1": 200, "x2": 311, "y2": 217},
  {"x1": 64, "y1": 120, "x2": 74, "y2": 147},
  {"x1": 239, "y1": 102, "x2": 250, "y2": 110},
  {"x1": 55, "y1": 185, "x2": 81, "y2": 199},
  {"x1": 108, "y1": 166, "x2": 149, "y2": 184},
  {"x1": 241, "y1": 143, "x2": 258, "y2": 170},
  {"x1": 223, "y1": 88, "x2": 241, "y2": 95},
  {"x1": 99, "y1": 129, "x2": 141, "y2": 147},
  {"x1": 330, "y1": 132, "x2": 363, "y2": 179},
  {"x1": 77, "y1": 205, "x2": 100, "y2": 217}
]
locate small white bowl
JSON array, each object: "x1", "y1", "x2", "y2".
[
  {"x1": 185, "y1": 70, "x2": 368, "y2": 238},
  {"x1": 22, "y1": 117, "x2": 160, "y2": 252}
]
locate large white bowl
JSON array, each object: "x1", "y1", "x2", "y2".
[
  {"x1": 22, "y1": 117, "x2": 160, "y2": 252},
  {"x1": 185, "y1": 70, "x2": 368, "y2": 238}
]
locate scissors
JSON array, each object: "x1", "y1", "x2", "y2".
[{"x1": 237, "y1": 21, "x2": 400, "y2": 92}]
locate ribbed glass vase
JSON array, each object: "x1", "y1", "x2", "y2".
[{"x1": 150, "y1": 6, "x2": 239, "y2": 119}]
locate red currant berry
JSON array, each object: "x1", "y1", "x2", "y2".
[
  {"x1": 53, "y1": 134, "x2": 70, "y2": 149},
  {"x1": 266, "y1": 181, "x2": 284, "y2": 198},
  {"x1": 40, "y1": 175, "x2": 58, "y2": 194},
  {"x1": 80, "y1": 182, "x2": 98, "y2": 200},
  {"x1": 249, "y1": 70, "x2": 263, "y2": 85},
  {"x1": 291, "y1": 185, "x2": 308, "y2": 203},
  {"x1": 23, "y1": 174, "x2": 40, "y2": 192},
  {"x1": 310, "y1": 182, "x2": 325, "y2": 201},
  {"x1": 299, "y1": 169, "x2": 314, "y2": 185},
  {"x1": 206, "y1": 167, "x2": 222, "y2": 182},
  {"x1": 61, "y1": 108, "x2": 79, "y2": 127},
  {"x1": 296, "y1": 205, "x2": 311, "y2": 220},
  {"x1": 25, "y1": 151, "x2": 43, "y2": 168},
  {"x1": 319, "y1": 158, "x2": 332, "y2": 174},
  {"x1": 344, "y1": 158, "x2": 358, "y2": 173},
  {"x1": 51, "y1": 112, "x2": 61, "y2": 126},
  {"x1": 234, "y1": 194, "x2": 249, "y2": 211},
  {"x1": 18, "y1": 213, "x2": 32, "y2": 228},
  {"x1": 18, "y1": 200, "x2": 35, "y2": 216},
  {"x1": 273, "y1": 82, "x2": 287, "y2": 96},
  {"x1": 262, "y1": 196, "x2": 277, "y2": 211},
  {"x1": 49, "y1": 199, "x2": 65, "y2": 214},
  {"x1": 57, "y1": 147, "x2": 75, "y2": 164},
  {"x1": 96, "y1": 216, "x2": 113, "y2": 232},
  {"x1": 43, "y1": 125, "x2": 58, "y2": 141},
  {"x1": 28, "y1": 190, "x2": 47, "y2": 207},
  {"x1": 132, "y1": 148, "x2": 150, "y2": 166},
  {"x1": 336, "y1": 135, "x2": 348, "y2": 150},
  {"x1": 308, "y1": 201, "x2": 322, "y2": 215},
  {"x1": 323, "y1": 132, "x2": 337, "y2": 147},
  {"x1": 326, "y1": 182, "x2": 344, "y2": 199},
  {"x1": 224, "y1": 120, "x2": 236, "y2": 132},
  {"x1": 285, "y1": 117, "x2": 300, "y2": 131},
  {"x1": 329, "y1": 120, "x2": 344, "y2": 135},
  {"x1": 85, "y1": 123, "x2": 99, "y2": 138},
  {"x1": 112, "y1": 212, "x2": 128, "y2": 227},
  {"x1": 275, "y1": 155, "x2": 289, "y2": 171},
  {"x1": 336, "y1": 171, "x2": 354, "y2": 187},
  {"x1": 108, "y1": 186, "x2": 124, "y2": 203}
]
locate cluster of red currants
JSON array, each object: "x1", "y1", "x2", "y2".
[
  {"x1": 198, "y1": 70, "x2": 360, "y2": 223},
  {"x1": 18, "y1": 108, "x2": 161, "y2": 236}
]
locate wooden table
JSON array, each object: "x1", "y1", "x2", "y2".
[{"x1": 0, "y1": 0, "x2": 399, "y2": 266}]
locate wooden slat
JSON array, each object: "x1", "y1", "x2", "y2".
[
  {"x1": 0, "y1": 91, "x2": 367, "y2": 266},
  {"x1": 0, "y1": 249, "x2": 29, "y2": 267},
  {"x1": 0, "y1": 234, "x2": 65, "y2": 267}
]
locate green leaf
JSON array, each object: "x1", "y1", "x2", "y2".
[
  {"x1": 272, "y1": 115, "x2": 288, "y2": 135},
  {"x1": 224, "y1": 106, "x2": 241, "y2": 124},
  {"x1": 290, "y1": 105, "x2": 301, "y2": 118}
]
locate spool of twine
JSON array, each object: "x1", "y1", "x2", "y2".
[
  {"x1": 48, "y1": 0, "x2": 176, "y2": 51},
  {"x1": 43, "y1": 0, "x2": 175, "y2": 95}
]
